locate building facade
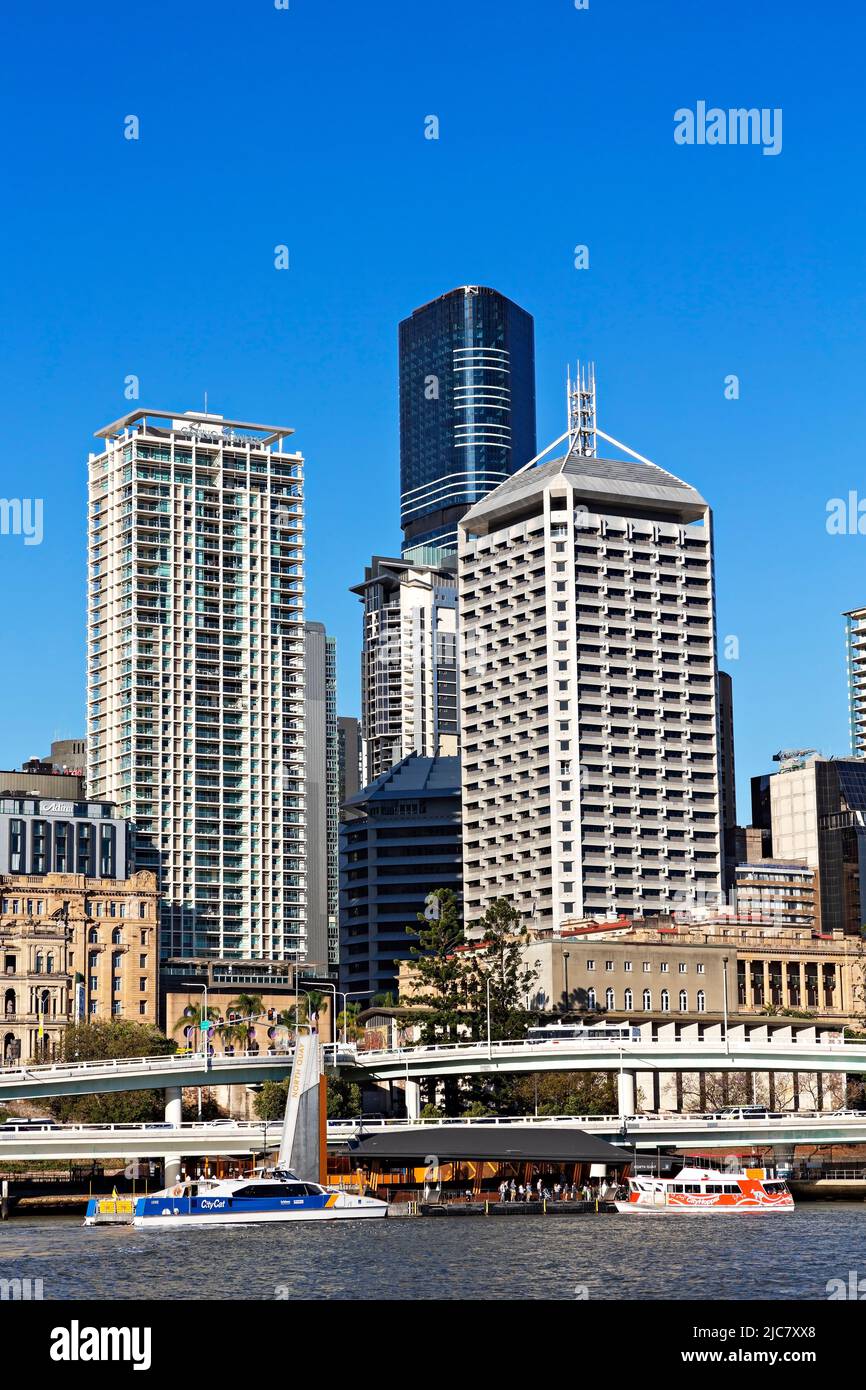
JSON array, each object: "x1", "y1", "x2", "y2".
[
  {"x1": 87, "y1": 408, "x2": 306, "y2": 963},
  {"x1": 0, "y1": 795, "x2": 131, "y2": 879},
  {"x1": 399, "y1": 286, "x2": 536, "y2": 560},
  {"x1": 844, "y1": 606, "x2": 866, "y2": 756},
  {"x1": 769, "y1": 755, "x2": 866, "y2": 936},
  {"x1": 305, "y1": 623, "x2": 339, "y2": 970},
  {"x1": 458, "y1": 449, "x2": 722, "y2": 932},
  {"x1": 717, "y1": 669, "x2": 736, "y2": 832},
  {"x1": 339, "y1": 754, "x2": 462, "y2": 999},
  {"x1": 337, "y1": 716, "x2": 362, "y2": 812},
  {"x1": 1, "y1": 868, "x2": 158, "y2": 1063},
  {"x1": 352, "y1": 556, "x2": 459, "y2": 782},
  {"x1": 732, "y1": 859, "x2": 817, "y2": 929}
]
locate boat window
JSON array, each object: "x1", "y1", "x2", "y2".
[
  {"x1": 763, "y1": 1182, "x2": 787, "y2": 1193},
  {"x1": 683, "y1": 1184, "x2": 701, "y2": 1193},
  {"x1": 705, "y1": 1184, "x2": 723, "y2": 1193},
  {"x1": 234, "y1": 1183, "x2": 306, "y2": 1198},
  {"x1": 723, "y1": 1184, "x2": 740, "y2": 1193}
]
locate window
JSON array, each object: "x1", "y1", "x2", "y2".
[
  {"x1": 678, "y1": 962, "x2": 687, "y2": 974},
  {"x1": 642, "y1": 989, "x2": 652, "y2": 1010},
  {"x1": 660, "y1": 990, "x2": 670, "y2": 1012},
  {"x1": 623, "y1": 961, "x2": 632, "y2": 972},
  {"x1": 604, "y1": 960, "x2": 614, "y2": 972},
  {"x1": 605, "y1": 987, "x2": 615, "y2": 1010},
  {"x1": 678, "y1": 990, "x2": 688, "y2": 1012},
  {"x1": 659, "y1": 962, "x2": 669, "y2": 974},
  {"x1": 624, "y1": 988, "x2": 633, "y2": 1010},
  {"x1": 586, "y1": 959, "x2": 595, "y2": 971},
  {"x1": 587, "y1": 988, "x2": 596, "y2": 1010},
  {"x1": 697, "y1": 990, "x2": 706, "y2": 1013},
  {"x1": 696, "y1": 963, "x2": 705, "y2": 974},
  {"x1": 642, "y1": 962, "x2": 651, "y2": 973}
]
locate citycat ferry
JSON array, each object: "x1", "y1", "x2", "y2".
[
  {"x1": 615, "y1": 1159, "x2": 794, "y2": 1215},
  {"x1": 125, "y1": 1169, "x2": 387, "y2": 1227}
]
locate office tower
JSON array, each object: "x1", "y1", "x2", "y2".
[
  {"x1": 305, "y1": 623, "x2": 339, "y2": 970},
  {"x1": 844, "y1": 606, "x2": 866, "y2": 755},
  {"x1": 458, "y1": 442, "x2": 722, "y2": 931},
  {"x1": 351, "y1": 555, "x2": 459, "y2": 782},
  {"x1": 399, "y1": 286, "x2": 536, "y2": 561},
  {"x1": 339, "y1": 754, "x2": 462, "y2": 999},
  {"x1": 337, "y1": 716, "x2": 361, "y2": 812},
  {"x1": 717, "y1": 670, "x2": 736, "y2": 830},
  {"x1": 87, "y1": 408, "x2": 306, "y2": 962},
  {"x1": 768, "y1": 754, "x2": 866, "y2": 935}
]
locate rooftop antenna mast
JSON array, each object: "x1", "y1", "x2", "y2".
[{"x1": 566, "y1": 361, "x2": 597, "y2": 460}]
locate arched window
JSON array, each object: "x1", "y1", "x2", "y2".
[
  {"x1": 4, "y1": 988, "x2": 16, "y2": 1017},
  {"x1": 88, "y1": 927, "x2": 99, "y2": 944},
  {"x1": 679, "y1": 990, "x2": 688, "y2": 1012},
  {"x1": 111, "y1": 928, "x2": 122, "y2": 945},
  {"x1": 660, "y1": 989, "x2": 670, "y2": 1013},
  {"x1": 642, "y1": 989, "x2": 651, "y2": 1011},
  {"x1": 624, "y1": 988, "x2": 633, "y2": 1011},
  {"x1": 697, "y1": 990, "x2": 706, "y2": 1013},
  {"x1": 46, "y1": 954, "x2": 54, "y2": 975},
  {"x1": 34, "y1": 953, "x2": 43, "y2": 975},
  {"x1": 605, "y1": 987, "x2": 615, "y2": 1011},
  {"x1": 587, "y1": 987, "x2": 596, "y2": 1010}
]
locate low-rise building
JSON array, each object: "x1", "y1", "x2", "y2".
[
  {"x1": 0, "y1": 868, "x2": 159, "y2": 1062},
  {"x1": 732, "y1": 859, "x2": 817, "y2": 929}
]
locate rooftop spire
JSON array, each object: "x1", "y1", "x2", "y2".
[{"x1": 566, "y1": 361, "x2": 597, "y2": 459}]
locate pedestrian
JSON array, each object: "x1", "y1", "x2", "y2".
[
  {"x1": 518, "y1": 1183, "x2": 525, "y2": 1201},
  {"x1": 553, "y1": 1181, "x2": 562, "y2": 1202},
  {"x1": 499, "y1": 1179, "x2": 508, "y2": 1203},
  {"x1": 509, "y1": 1178, "x2": 517, "y2": 1202}
]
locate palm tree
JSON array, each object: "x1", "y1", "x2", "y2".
[
  {"x1": 173, "y1": 1003, "x2": 220, "y2": 1052},
  {"x1": 336, "y1": 1000, "x2": 364, "y2": 1043}
]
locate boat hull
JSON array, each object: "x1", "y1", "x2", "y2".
[
  {"x1": 614, "y1": 1200, "x2": 795, "y2": 1215},
  {"x1": 132, "y1": 1204, "x2": 387, "y2": 1228}
]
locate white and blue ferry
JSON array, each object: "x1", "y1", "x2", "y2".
[{"x1": 126, "y1": 1168, "x2": 387, "y2": 1227}]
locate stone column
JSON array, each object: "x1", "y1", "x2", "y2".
[
  {"x1": 163, "y1": 1086, "x2": 183, "y2": 1188},
  {"x1": 617, "y1": 1069, "x2": 636, "y2": 1119}
]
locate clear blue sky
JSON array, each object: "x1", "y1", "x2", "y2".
[{"x1": 0, "y1": 0, "x2": 863, "y2": 820}]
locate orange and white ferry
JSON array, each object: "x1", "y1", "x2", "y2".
[{"x1": 615, "y1": 1160, "x2": 794, "y2": 1215}]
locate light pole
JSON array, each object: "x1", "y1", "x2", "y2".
[
  {"x1": 722, "y1": 956, "x2": 730, "y2": 1052},
  {"x1": 486, "y1": 975, "x2": 492, "y2": 1061},
  {"x1": 563, "y1": 951, "x2": 570, "y2": 1016}
]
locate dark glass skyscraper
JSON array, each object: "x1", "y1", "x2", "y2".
[{"x1": 399, "y1": 285, "x2": 536, "y2": 559}]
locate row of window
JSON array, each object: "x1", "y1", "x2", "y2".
[
  {"x1": 586, "y1": 988, "x2": 706, "y2": 1012},
  {"x1": 585, "y1": 958, "x2": 706, "y2": 975}
]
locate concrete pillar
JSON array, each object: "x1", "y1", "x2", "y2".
[
  {"x1": 405, "y1": 1078, "x2": 421, "y2": 1121},
  {"x1": 617, "y1": 1069, "x2": 636, "y2": 1119},
  {"x1": 163, "y1": 1086, "x2": 183, "y2": 1188}
]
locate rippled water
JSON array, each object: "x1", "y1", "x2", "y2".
[{"x1": 2, "y1": 1206, "x2": 864, "y2": 1300}]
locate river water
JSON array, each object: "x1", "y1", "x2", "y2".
[{"x1": 2, "y1": 1206, "x2": 865, "y2": 1300}]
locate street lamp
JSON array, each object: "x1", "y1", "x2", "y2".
[
  {"x1": 486, "y1": 975, "x2": 493, "y2": 1061},
  {"x1": 563, "y1": 951, "x2": 570, "y2": 1016},
  {"x1": 722, "y1": 956, "x2": 730, "y2": 1052}
]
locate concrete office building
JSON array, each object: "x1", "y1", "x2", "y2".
[
  {"x1": 768, "y1": 755, "x2": 866, "y2": 936},
  {"x1": 352, "y1": 556, "x2": 459, "y2": 782},
  {"x1": 0, "y1": 794, "x2": 131, "y2": 879},
  {"x1": 458, "y1": 441, "x2": 722, "y2": 932},
  {"x1": 717, "y1": 670, "x2": 736, "y2": 831},
  {"x1": 337, "y1": 716, "x2": 362, "y2": 813},
  {"x1": 399, "y1": 285, "x2": 536, "y2": 561},
  {"x1": 305, "y1": 623, "x2": 339, "y2": 970},
  {"x1": 87, "y1": 408, "x2": 307, "y2": 962},
  {"x1": 339, "y1": 754, "x2": 462, "y2": 1000},
  {"x1": 732, "y1": 859, "x2": 817, "y2": 929}
]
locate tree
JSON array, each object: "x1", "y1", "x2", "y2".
[
  {"x1": 173, "y1": 1002, "x2": 221, "y2": 1051},
  {"x1": 402, "y1": 888, "x2": 466, "y2": 1044},
  {"x1": 51, "y1": 1019, "x2": 176, "y2": 1124},
  {"x1": 254, "y1": 1080, "x2": 289, "y2": 1121},
  {"x1": 462, "y1": 898, "x2": 538, "y2": 1042},
  {"x1": 336, "y1": 1001, "x2": 364, "y2": 1042},
  {"x1": 326, "y1": 1075, "x2": 362, "y2": 1120}
]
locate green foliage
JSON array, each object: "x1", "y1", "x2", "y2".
[
  {"x1": 403, "y1": 888, "x2": 466, "y2": 1043},
  {"x1": 462, "y1": 898, "x2": 538, "y2": 1042},
  {"x1": 326, "y1": 1075, "x2": 362, "y2": 1120},
  {"x1": 50, "y1": 1020, "x2": 178, "y2": 1124},
  {"x1": 254, "y1": 1080, "x2": 289, "y2": 1121},
  {"x1": 420, "y1": 1103, "x2": 444, "y2": 1119}
]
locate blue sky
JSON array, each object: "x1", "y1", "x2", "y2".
[{"x1": 0, "y1": 0, "x2": 863, "y2": 819}]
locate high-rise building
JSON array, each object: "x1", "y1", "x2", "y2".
[
  {"x1": 351, "y1": 555, "x2": 458, "y2": 782},
  {"x1": 767, "y1": 754, "x2": 866, "y2": 936},
  {"x1": 717, "y1": 670, "x2": 736, "y2": 830},
  {"x1": 458, "y1": 445, "x2": 723, "y2": 931},
  {"x1": 305, "y1": 623, "x2": 339, "y2": 970},
  {"x1": 399, "y1": 285, "x2": 536, "y2": 561},
  {"x1": 338, "y1": 754, "x2": 462, "y2": 999},
  {"x1": 87, "y1": 408, "x2": 306, "y2": 962},
  {"x1": 844, "y1": 606, "x2": 866, "y2": 755},
  {"x1": 337, "y1": 716, "x2": 362, "y2": 812}
]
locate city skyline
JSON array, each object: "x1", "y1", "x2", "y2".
[{"x1": 1, "y1": 0, "x2": 864, "y2": 823}]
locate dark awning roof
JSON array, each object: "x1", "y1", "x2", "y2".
[{"x1": 337, "y1": 1125, "x2": 631, "y2": 1165}]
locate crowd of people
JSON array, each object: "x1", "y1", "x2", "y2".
[{"x1": 496, "y1": 1176, "x2": 606, "y2": 1203}]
